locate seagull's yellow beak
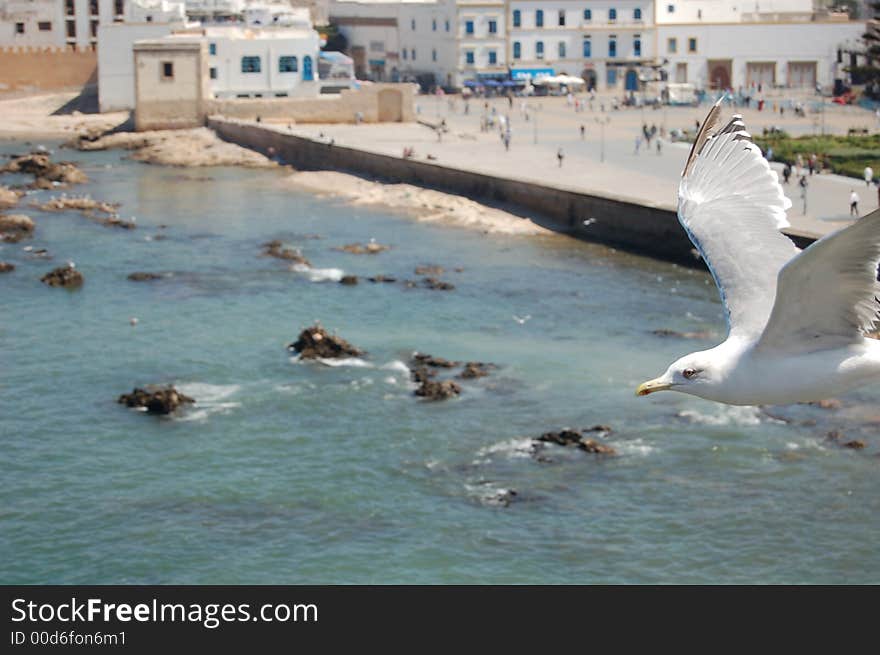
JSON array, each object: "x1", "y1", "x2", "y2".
[{"x1": 636, "y1": 378, "x2": 672, "y2": 396}]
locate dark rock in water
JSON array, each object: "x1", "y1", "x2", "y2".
[
  {"x1": 127, "y1": 272, "x2": 164, "y2": 281},
  {"x1": 0, "y1": 261, "x2": 14, "y2": 273},
  {"x1": 808, "y1": 399, "x2": 841, "y2": 410},
  {"x1": 410, "y1": 366, "x2": 435, "y2": 384},
  {"x1": 584, "y1": 424, "x2": 613, "y2": 435},
  {"x1": 287, "y1": 324, "x2": 364, "y2": 359},
  {"x1": 825, "y1": 431, "x2": 865, "y2": 450},
  {"x1": 40, "y1": 264, "x2": 83, "y2": 288},
  {"x1": 412, "y1": 352, "x2": 458, "y2": 368},
  {"x1": 336, "y1": 242, "x2": 390, "y2": 255},
  {"x1": 844, "y1": 440, "x2": 866, "y2": 450},
  {"x1": 118, "y1": 386, "x2": 195, "y2": 415},
  {"x1": 0, "y1": 213, "x2": 35, "y2": 243},
  {"x1": 368, "y1": 275, "x2": 397, "y2": 283},
  {"x1": 262, "y1": 240, "x2": 310, "y2": 266},
  {"x1": 339, "y1": 275, "x2": 359, "y2": 285},
  {"x1": 652, "y1": 328, "x2": 713, "y2": 340},
  {"x1": 458, "y1": 362, "x2": 493, "y2": 379},
  {"x1": 536, "y1": 428, "x2": 616, "y2": 455},
  {"x1": 415, "y1": 265, "x2": 444, "y2": 276},
  {"x1": 414, "y1": 378, "x2": 461, "y2": 400},
  {"x1": 422, "y1": 277, "x2": 455, "y2": 291},
  {"x1": 1, "y1": 153, "x2": 87, "y2": 187}
]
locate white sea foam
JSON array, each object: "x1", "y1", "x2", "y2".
[
  {"x1": 677, "y1": 405, "x2": 764, "y2": 427},
  {"x1": 174, "y1": 382, "x2": 242, "y2": 422},
  {"x1": 316, "y1": 357, "x2": 372, "y2": 368},
  {"x1": 380, "y1": 360, "x2": 411, "y2": 375},
  {"x1": 474, "y1": 438, "x2": 536, "y2": 464},
  {"x1": 614, "y1": 438, "x2": 656, "y2": 456},
  {"x1": 290, "y1": 263, "x2": 344, "y2": 283}
]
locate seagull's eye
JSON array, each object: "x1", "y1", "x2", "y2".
[{"x1": 683, "y1": 368, "x2": 698, "y2": 379}]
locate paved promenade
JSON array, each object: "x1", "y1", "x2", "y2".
[{"x1": 277, "y1": 92, "x2": 879, "y2": 238}]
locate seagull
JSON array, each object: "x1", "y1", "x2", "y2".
[
  {"x1": 637, "y1": 98, "x2": 880, "y2": 406},
  {"x1": 513, "y1": 314, "x2": 532, "y2": 325}
]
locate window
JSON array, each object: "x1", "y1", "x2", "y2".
[
  {"x1": 402, "y1": 49, "x2": 407, "y2": 60},
  {"x1": 209, "y1": 43, "x2": 216, "y2": 55},
  {"x1": 667, "y1": 4, "x2": 675, "y2": 12},
  {"x1": 89, "y1": 0, "x2": 98, "y2": 14},
  {"x1": 488, "y1": 20, "x2": 497, "y2": 34},
  {"x1": 115, "y1": 0, "x2": 124, "y2": 14},
  {"x1": 688, "y1": 37, "x2": 697, "y2": 53},
  {"x1": 583, "y1": 9, "x2": 591, "y2": 21},
  {"x1": 489, "y1": 50, "x2": 497, "y2": 65},
  {"x1": 66, "y1": 20, "x2": 75, "y2": 38},
  {"x1": 209, "y1": 67, "x2": 217, "y2": 79},
  {"x1": 90, "y1": 20, "x2": 97, "y2": 38},
  {"x1": 241, "y1": 56, "x2": 261, "y2": 73},
  {"x1": 634, "y1": 36, "x2": 641, "y2": 57},
  {"x1": 513, "y1": 10, "x2": 521, "y2": 27},
  {"x1": 279, "y1": 56, "x2": 298, "y2": 72},
  {"x1": 369, "y1": 41, "x2": 384, "y2": 52},
  {"x1": 445, "y1": 20, "x2": 450, "y2": 31},
  {"x1": 65, "y1": 0, "x2": 74, "y2": 15},
  {"x1": 411, "y1": 48, "x2": 416, "y2": 60},
  {"x1": 432, "y1": 19, "x2": 436, "y2": 31},
  {"x1": 608, "y1": 36, "x2": 617, "y2": 58},
  {"x1": 432, "y1": 48, "x2": 437, "y2": 62},
  {"x1": 558, "y1": 11, "x2": 565, "y2": 26},
  {"x1": 466, "y1": 20, "x2": 474, "y2": 34},
  {"x1": 411, "y1": 19, "x2": 415, "y2": 30},
  {"x1": 536, "y1": 10, "x2": 544, "y2": 27},
  {"x1": 161, "y1": 61, "x2": 174, "y2": 80},
  {"x1": 38, "y1": 21, "x2": 51, "y2": 31},
  {"x1": 583, "y1": 38, "x2": 591, "y2": 58},
  {"x1": 634, "y1": 8, "x2": 642, "y2": 20},
  {"x1": 513, "y1": 42, "x2": 521, "y2": 59},
  {"x1": 609, "y1": 8, "x2": 617, "y2": 22},
  {"x1": 667, "y1": 38, "x2": 677, "y2": 53},
  {"x1": 536, "y1": 41, "x2": 544, "y2": 59},
  {"x1": 465, "y1": 50, "x2": 474, "y2": 64},
  {"x1": 15, "y1": 22, "x2": 24, "y2": 34},
  {"x1": 607, "y1": 68, "x2": 617, "y2": 85},
  {"x1": 558, "y1": 41, "x2": 566, "y2": 58}
]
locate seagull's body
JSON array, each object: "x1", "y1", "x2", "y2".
[{"x1": 637, "y1": 99, "x2": 880, "y2": 405}]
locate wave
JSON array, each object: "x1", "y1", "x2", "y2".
[
  {"x1": 174, "y1": 382, "x2": 242, "y2": 422},
  {"x1": 290, "y1": 263, "x2": 344, "y2": 283}
]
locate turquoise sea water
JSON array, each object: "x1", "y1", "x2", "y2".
[{"x1": 2, "y1": 142, "x2": 879, "y2": 584}]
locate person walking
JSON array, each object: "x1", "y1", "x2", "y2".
[
  {"x1": 634, "y1": 135, "x2": 642, "y2": 155},
  {"x1": 580, "y1": 124, "x2": 585, "y2": 140},
  {"x1": 783, "y1": 162, "x2": 791, "y2": 184},
  {"x1": 656, "y1": 139, "x2": 662, "y2": 155},
  {"x1": 865, "y1": 166, "x2": 874, "y2": 187},
  {"x1": 557, "y1": 147, "x2": 564, "y2": 168},
  {"x1": 850, "y1": 189, "x2": 860, "y2": 216}
]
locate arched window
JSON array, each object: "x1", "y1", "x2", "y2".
[
  {"x1": 634, "y1": 8, "x2": 642, "y2": 20},
  {"x1": 536, "y1": 10, "x2": 544, "y2": 27},
  {"x1": 609, "y1": 8, "x2": 617, "y2": 22},
  {"x1": 558, "y1": 41, "x2": 566, "y2": 58},
  {"x1": 513, "y1": 10, "x2": 521, "y2": 27},
  {"x1": 583, "y1": 38, "x2": 591, "y2": 58},
  {"x1": 536, "y1": 41, "x2": 544, "y2": 59},
  {"x1": 513, "y1": 41, "x2": 521, "y2": 59}
]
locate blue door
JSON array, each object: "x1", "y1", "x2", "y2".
[
  {"x1": 303, "y1": 56, "x2": 313, "y2": 81},
  {"x1": 625, "y1": 69, "x2": 638, "y2": 91}
]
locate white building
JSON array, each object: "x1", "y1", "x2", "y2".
[
  {"x1": 457, "y1": 0, "x2": 506, "y2": 83},
  {"x1": 0, "y1": 0, "x2": 128, "y2": 50},
  {"x1": 655, "y1": 0, "x2": 862, "y2": 90},
  {"x1": 509, "y1": 1, "x2": 654, "y2": 90}
]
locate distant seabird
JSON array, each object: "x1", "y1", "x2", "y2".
[{"x1": 637, "y1": 98, "x2": 880, "y2": 405}]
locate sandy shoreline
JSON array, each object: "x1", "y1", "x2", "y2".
[{"x1": 0, "y1": 91, "x2": 551, "y2": 236}]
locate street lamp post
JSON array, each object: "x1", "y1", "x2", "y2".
[{"x1": 596, "y1": 116, "x2": 610, "y2": 163}]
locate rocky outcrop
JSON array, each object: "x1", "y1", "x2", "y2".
[
  {"x1": 414, "y1": 378, "x2": 461, "y2": 400},
  {"x1": 336, "y1": 242, "x2": 390, "y2": 255},
  {"x1": 262, "y1": 240, "x2": 310, "y2": 266},
  {"x1": 32, "y1": 196, "x2": 119, "y2": 217},
  {"x1": 412, "y1": 352, "x2": 458, "y2": 368},
  {"x1": 409, "y1": 277, "x2": 455, "y2": 291},
  {"x1": 127, "y1": 272, "x2": 164, "y2": 281},
  {"x1": 40, "y1": 264, "x2": 83, "y2": 288},
  {"x1": 287, "y1": 324, "x2": 364, "y2": 359},
  {"x1": 118, "y1": 386, "x2": 195, "y2": 415},
  {"x1": 1, "y1": 153, "x2": 87, "y2": 187},
  {"x1": 826, "y1": 431, "x2": 867, "y2": 450},
  {"x1": 0, "y1": 186, "x2": 22, "y2": 209},
  {"x1": 368, "y1": 275, "x2": 397, "y2": 283},
  {"x1": 0, "y1": 262, "x2": 14, "y2": 273},
  {"x1": 339, "y1": 275, "x2": 359, "y2": 285},
  {"x1": 536, "y1": 428, "x2": 616, "y2": 455},
  {"x1": 415, "y1": 265, "x2": 444, "y2": 276},
  {"x1": 0, "y1": 213, "x2": 35, "y2": 242},
  {"x1": 458, "y1": 362, "x2": 493, "y2": 379}
]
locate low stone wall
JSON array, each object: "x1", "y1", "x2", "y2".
[
  {"x1": 208, "y1": 117, "x2": 817, "y2": 264},
  {"x1": 0, "y1": 47, "x2": 97, "y2": 94},
  {"x1": 205, "y1": 83, "x2": 417, "y2": 125}
]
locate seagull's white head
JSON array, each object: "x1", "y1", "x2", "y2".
[{"x1": 636, "y1": 351, "x2": 722, "y2": 400}]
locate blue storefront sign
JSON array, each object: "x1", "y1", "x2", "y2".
[{"x1": 510, "y1": 67, "x2": 555, "y2": 80}]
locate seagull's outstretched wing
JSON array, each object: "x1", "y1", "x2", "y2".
[
  {"x1": 756, "y1": 209, "x2": 880, "y2": 353},
  {"x1": 678, "y1": 100, "x2": 799, "y2": 339}
]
